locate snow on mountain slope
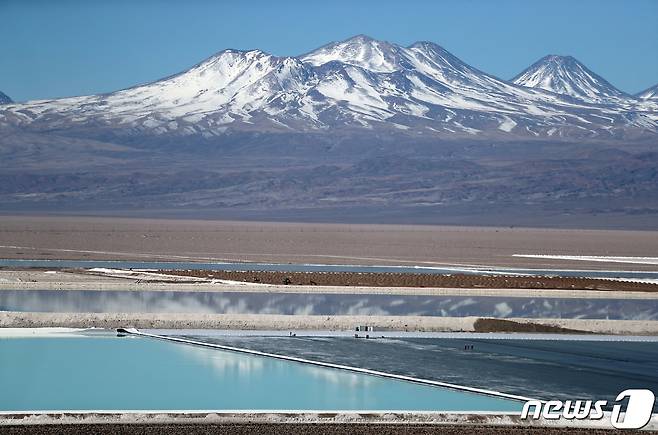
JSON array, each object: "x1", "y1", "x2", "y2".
[
  {"x1": 105, "y1": 49, "x2": 319, "y2": 124},
  {"x1": 0, "y1": 91, "x2": 11, "y2": 104},
  {"x1": 638, "y1": 84, "x2": 658, "y2": 100},
  {"x1": 0, "y1": 36, "x2": 656, "y2": 140},
  {"x1": 17, "y1": 51, "x2": 312, "y2": 119},
  {"x1": 512, "y1": 55, "x2": 628, "y2": 104},
  {"x1": 301, "y1": 35, "x2": 406, "y2": 73}
]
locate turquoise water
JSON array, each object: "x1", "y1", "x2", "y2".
[{"x1": 0, "y1": 335, "x2": 521, "y2": 412}]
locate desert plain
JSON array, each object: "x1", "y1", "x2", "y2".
[{"x1": 1, "y1": 215, "x2": 658, "y2": 270}]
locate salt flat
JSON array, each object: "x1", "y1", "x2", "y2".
[{"x1": 2, "y1": 312, "x2": 658, "y2": 335}]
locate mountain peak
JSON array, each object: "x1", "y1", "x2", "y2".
[
  {"x1": 407, "y1": 40, "x2": 454, "y2": 60},
  {"x1": 345, "y1": 34, "x2": 377, "y2": 43},
  {"x1": 190, "y1": 48, "x2": 286, "y2": 77},
  {"x1": 300, "y1": 34, "x2": 404, "y2": 72},
  {"x1": 204, "y1": 48, "x2": 273, "y2": 63},
  {"x1": 0, "y1": 91, "x2": 12, "y2": 105},
  {"x1": 543, "y1": 54, "x2": 577, "y2": 62},
  {"x1": 512, "y1": 54, "x2": 626, "y2": 104},
  {"x1": 407, "y1": 41, "x2": 465, "y2": 67}
]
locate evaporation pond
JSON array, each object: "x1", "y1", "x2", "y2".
[{"x1": 0, "y1": 334, "x2": 521, "y2": 412}]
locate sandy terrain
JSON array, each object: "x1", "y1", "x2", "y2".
[
  {"x1": 1, "y1": 215, "x2": 658, "y2": 270},
  {"x1": 2, "y1": 312, "x2": 657, "y2": 335}
]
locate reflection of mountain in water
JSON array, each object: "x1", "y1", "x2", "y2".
[
  {"x1": 187, "y1": 335, "x2": 658, "y2": 411},
  {"x1": 1, "y1": 290, "x2": 657, "y2": 320},
  {"x1": 175, "y1": 343, "x2": 264, "y2": 376}
]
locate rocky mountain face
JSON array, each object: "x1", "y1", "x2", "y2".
[{"x1": 0, "y1": 35, "x2": 656, "y2": 227}]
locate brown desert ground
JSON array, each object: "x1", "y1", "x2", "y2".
[
  {"x1": 2, "y1": 410, "x2": 652, "y2": 432},
  {"x1": 1, "y1": 215, "x2": 657, "y2": 270},
  {"x1": 0, "y1": 423, "x2": 644, "y2": 435},
  {"x1": 157, "y1": 269, "x2": 658, "y2": 292}
]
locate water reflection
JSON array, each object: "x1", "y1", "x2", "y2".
[
  {"x1": 175, "y1": 343, "x2": 265, "y2": 377},
  {"x1": 166, "y1": 340, "x2": 376, "y2": 394},
  {"x1": 1, "y1": 290, "x2": 657, "y2": 320},
  {"x1": 185, "y1": 335, "x2": 658, "y2": 411}
]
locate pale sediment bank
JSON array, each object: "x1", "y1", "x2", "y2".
[
  {"x1": 2, "y1": 278, "x2": 658, "y2": 300},
  {"x1": 0, "y1": 312, "x2": 477, "y2": 331},
  {"x1": 2, "y1": 312, "x2": 658, "y2": 335},
  {"x1": 0, "y1": 327, "x2": 88, "y2": 338}
]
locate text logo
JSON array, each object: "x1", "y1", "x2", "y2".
[{"x1": 521, "y1": 389, "x2": 655, "y2": 429}]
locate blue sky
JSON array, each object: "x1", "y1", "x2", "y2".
[{"x1": 1, "y1": 0, "x2": 657, "y2": 102}]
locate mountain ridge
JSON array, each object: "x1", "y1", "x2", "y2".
[
  {"x1": 0, "y1": 36, "x2": 657, "y2": 225},
  {"x1": 0, "y1": 35, "x2": 656, "y2": 144}
]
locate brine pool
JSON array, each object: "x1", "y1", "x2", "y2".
[
  {"x1": 0, "y1": 332, "x2": 522, "y2": 412},
  {"x1": 2, "y1": 289, "x2": 657, "y2": 319}
]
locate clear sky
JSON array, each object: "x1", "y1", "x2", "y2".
[{"x1": 1, "y1": 0, "x2": 657, "y2": 102}]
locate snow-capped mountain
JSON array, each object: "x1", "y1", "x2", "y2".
[
  {"x1": 0, "y1": 36, "x2": 656, "y2": 142},
  {"x1": 0, "y1": 91, "x2": 12, "y2": 104},
  {"x1": 637, "y1": 83, "x2": 658, "y2": 100},
  {"x1": 301, "y1": 34, "x2": 407, "y2": 72},
  {"x1": 0, "y1": 36, "x2": 657, "y2": 223},
  {"x1": 512, "y1": 55, "x2": 628, "y2": 105}
]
